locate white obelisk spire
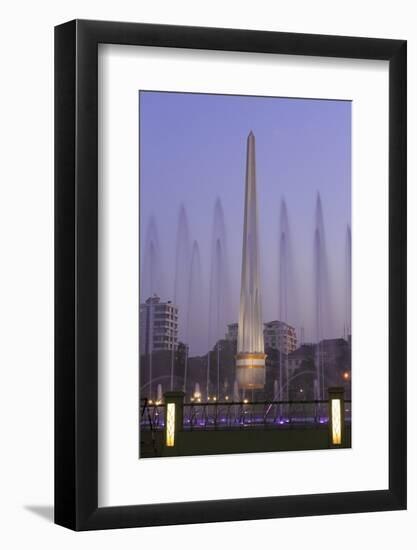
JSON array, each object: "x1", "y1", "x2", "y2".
[{"x1": 236, "y1": 131, "x2": 266, "y2": 389}]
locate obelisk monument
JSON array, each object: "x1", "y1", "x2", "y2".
[{"x1": 236, "y1": 131, "x2": 266, "y2": 390}]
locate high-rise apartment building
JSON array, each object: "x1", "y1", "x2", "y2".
[
  {"x1": 140, "y1": 295, "x2": 178, "y2": 354},
  {"x1": 226, "y1": 323, "x2": 238, "y2": 342},
  {"x1": 263, "y1": 320, "x2": 297, "y2": 354}
]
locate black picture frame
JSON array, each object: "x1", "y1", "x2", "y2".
[{"x1": 55, "y1": 19, "x2": 407, "y2": 531}]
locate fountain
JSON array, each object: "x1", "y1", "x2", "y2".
[
  {"x1": 193, "y1": 382, "x2": 201, "y2": 399},
  {"x1": 184, "y1": 240, "x2": 204, "y2": 394},
  {"x1": 173, "y1": 204, "x2": 191, "y2": 342},
  {"x1": 207, "y1": 198, "x2": 231, "y2": 398},
  {"x1": 139, "y1": 139, "x2": 348, "y2": 414},
  {"x1": 141, "y1": 216, "x2": 165, "y2": 398},
  {"x1": 314, "y1": 193, "x2": 334, "y2": 399},
  {"x1": 345, "y1": 224, "x2": 352, "y2": 338},
  {"x1": 170, "y1": 204, "x2": 191, "y2": 390},
  {"x1": 278, "y1": 198, "x2": 299, "y2": 401},
  {"x1": 141, "y1": 215, "x2": 164, "y2": 303}
]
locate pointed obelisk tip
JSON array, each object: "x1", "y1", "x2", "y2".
[{"x1": 248, "y1": 130, "x2": 254, "y2": 138}]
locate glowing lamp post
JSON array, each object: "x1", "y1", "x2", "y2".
[
  {"x1": 164, "y1": 391, "x2": 185, "y2": 451},
  {"x1": 328, "y1": 387, "x2": 345, "y2": 447}
]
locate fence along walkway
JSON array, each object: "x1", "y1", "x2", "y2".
[{"x1": 140, "y1": 399, "x2": 352, "y2": 431}]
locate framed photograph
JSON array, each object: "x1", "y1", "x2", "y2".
[{"x1": 55, "y1": 20, "x2": 406, "y2": 530}]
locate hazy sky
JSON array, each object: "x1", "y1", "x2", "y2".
[{"x1": 140, "y1": 91, "x2": 351, "y2": 348}]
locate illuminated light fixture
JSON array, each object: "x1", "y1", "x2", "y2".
[
  {"x1": 331, "y1": 399, "x2": 342, "y2": 445},
  {"x1": 166, "y1": 403, "x2": 176, "y2": 447},
  {"x1": 225, "y1": 396, "x2": 229, "y2": 400},
  {"x1": 328, "y1": 387, "x2": 345, "y2": 447},
  {"x1": 148, "y1": 400, "x2": 153, "y2": 405},
  {"x1": 213, "y1": 396, "x2": 217, "y2": 401},
  {"x1": 197, "y1": 398, "x2": 201, "y2": 403},
  {"x1": 243, "y1": 399, "x2": 249, "y2": 404},
  {"x1": 194, "y1": 391, "x2": 201, "y2": 399},
  {"x1": 343, "y1": 372, "x2": 349, "y2": 380},
  {"x1": 190, "y1": 397, "x2": 194, "y2": 402},
  {"x1": 207, "y1": 396, "x2": 211, "y2": 401}
]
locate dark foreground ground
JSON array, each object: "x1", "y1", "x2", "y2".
[{"x1": 140, "y1": 424, "x2": 352, "y2": 458}]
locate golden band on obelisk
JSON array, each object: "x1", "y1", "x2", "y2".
[
  {"x1": 236, "y1": 131, "x2": 266, "y2": 390},
  {"x1": 236, "y1": 352, "x2": 268, "y2": 389}
]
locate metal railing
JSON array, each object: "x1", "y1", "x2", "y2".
[{"x1": 140, "y1": 398, "x2": 351, "y2": 432}]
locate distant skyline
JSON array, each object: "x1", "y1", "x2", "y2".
[{"x1": 140, "y1": 91, "x2": 351, "y2": 353}]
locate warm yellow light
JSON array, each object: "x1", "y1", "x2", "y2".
[
  {"x1": 197, "y1": 398, "x2": 201, "y2": 403},
  {"x1": 213, "y1": 396, "x2": 217, "y2": 401},
  {"x1": 331, "y1": 399, "x2": 342, "y2": 445},
  {"x1": 243, "y1": 399, "x2": 248, "y2": 404},
  {"x1": 148, "y1": 400, "x2": 153, "y2": 405},
  {"x1": 207, "y1": 396, "x2": 211, "y2": 401},
  {"x1": 225, "y1": 396, "x2": 229, "y2": 400},
  {"x1": 343, "y1": 372, "x2": 349, "y2": 380},
  {"x1": 190, "y1": 397, "x2": 194, "y2": 402},
  {"x1": 194, "y1": 391, "x2": 201, "y2": 399},
  {"x1": 166, "y1": 403, "x2": 176, "y2": 447},
  {"x1": 155, "y1": 400, "x2": 162, "y2": 406}
]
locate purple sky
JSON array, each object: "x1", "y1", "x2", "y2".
[{"x1": 140, "y1": 91, "x2": 351, "y2": 348}]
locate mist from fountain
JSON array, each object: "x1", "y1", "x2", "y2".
[
  {"x1": 194, "y1": 382, "x2": 201, "y2": 398},
  {"x1": 345, "y1": 224, "x2": 352, "y2": 338},
  {"x1": 173, "y1": 204, "x2": 191, "y2": 342},
  {"x1": 278, "y1": 198, "x2": 299, "y2": 401},
  {"x1": 183, "y1": 240, "x2": 204, "y2": 393},
  {"x1": 141, "y1": 216, "x2": 165, "y2": 398},
  {"x1": 314, "y1": 193, "x2": 334, "y2": 399},
  {"x1": 141, "y1": 216, "x2": 164, "y2": 302},
  {"x1": 207, "y1": 198, "x2": 231, "y2": 398},
  {"x1": 141, "y1": 192, "x2": 345, "y2": 404},
  {"x1": 170, "y1": 205, "x2": 191, "y2": 389}
]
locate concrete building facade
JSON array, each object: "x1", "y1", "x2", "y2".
[
  {"x1": 140, "y1": 295, "x2": 179, "y2": 354},
  {"x1": 263, "y1": 320, "x2": 297, "y2": 354}
]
